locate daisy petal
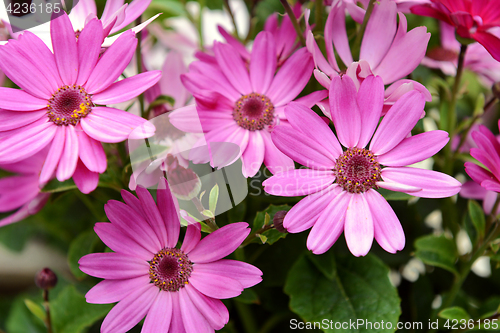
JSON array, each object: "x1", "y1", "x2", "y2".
[
  {"x1": 357, "y1": 75, "x2": 384, "y2": 148},
  {"x1": 263, "y1": 169, "x2": 335, "y2": 196},
  {"x1": 142, "y1": 290, "x2": 173, "y2": 333},
  {"x1": 242, "y1": 131, "x2": 265, "y2": 178},
  {"x1": 73, "y1": 160, "x2": 99, "y2": 194},
  {"x1": 76, "y1": 125, "x2": 107, "y2": 173},
  {"x1": 157, "y1": 178, "x2": 181, "y2": 248},
  {"x1": 214, "y1": 42, "x2": 251, "y2": 95},
  {"x1": 0, "y1": 88, "x2": 48, "y2": 111},
  {"x1": 39, "y1": 126, "x2": 65, "y2": 184},
  {"x1": 181, "y1": 223, "x2": 201, "y2": 254},
  {"x1": 193, "y1": 260, "x2": 262, "y2": 289},
  {"x1": 94, "y1": 222, "x2": 153, "y2": 260},
  {"x1": 56, "y1": 125, "x2": 79, "y2": 181},
  {"x1": 261, "y1": 130, "x2": 295, "y2": 175},
  {"x1": 178, "y1": 288, "x2": 213, "y2": 333},
  {"x1": 78, "y1": 252, "x2": 150, "y2": 279},
  {"x1": 184, "y1": 284, "x2": 229, "y2": 330},
  {"x1": 85, "y1": 276, "x2": 150, "y2": 304},
  {"x1": 188, "y1": 269, "x2": 244, "y2": 299},
  {"x1": 344, "y1": 193, "x2": 374, "y2": 257},
  {"x1": 250, "y1": 32, "x2": 276, "y2": 94},
  {"x1": 51, "y1": 13, "x2": 79, "y2": 85},
  {"x1": 136, "y1": 185, "x2": 169, "y2": 249},
  {"x1": 76, "y1": 19, "x2": 103, "y2": 86}
]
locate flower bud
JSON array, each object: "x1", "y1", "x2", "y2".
[
  {"x1": 35, "y1": 268, "x2": 58, "y2": 290},
  {"x1": 273, "y1": 211, "x2": 288, "y2": 233}
]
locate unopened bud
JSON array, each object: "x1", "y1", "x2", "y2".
[
  {"x1": 35, "y1": 268, "x2": 58, "y2": 290},
  {"x1": 273, "y1": 211, "x2": 288, "y2": 233}
]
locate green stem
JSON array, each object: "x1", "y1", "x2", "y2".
[
  {"x1": 449, "y1": 44, "x2": 468, "y2": 137},
  {"x1": 234, "y1": 301, "x2": 258, "y2": 333},
  {"x1": 352, "y1": 0, "x2": 375, "y2": 60},
  {"x1": 241, "y1": 224, "x2": 274, "y2": 247},
  {"x1": 76, "y1": 191, "x2": 102, "y2": 221},
  {"x1": 43, "y1": 289, "x2": 53, "y2": 333},
  {"x1": 135, "y1": 17, "x2": 146, "y2": 119},
  {"x1": 280, "y1": 0, "x2": 305, "y2": 46},
  {"x1": 198, "y1": 0, "x2": 206, "y2": 49},
  {"x1": 314, "y1": 0, "x2": 323, "y2": 34},
  {"x1": 191, "y1": 197, "x2": 219, "y2": 231},
  {"x1": 224, "y1": 0, "x2": 240, "y2": 39}
]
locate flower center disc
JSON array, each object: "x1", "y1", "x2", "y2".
[
  {"x1": 233, "y1": 93, "x2": 274, "y2": 131},
  {"x1": 334, "y1": 148, "x2": 382, "y2": 193},
  {"x1": 149, "y1": 248, "x2": 193, "y2": 291},
  {"x1": 47, "y1": 85, "x2": 92, "y2": 126}
]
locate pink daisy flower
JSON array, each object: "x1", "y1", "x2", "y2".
[
  {"x1": 461, "y1": 181, "x2": 500, "y2": 215},
  {"x1": 263, "y1": 75, "x2": 461, "y2": 256},
  {"x1": 0, "y1": 13, "x2": 159, "y2": 193},
  {"x1": 465, "y1": 123, "x2": 500, "y2": 193},
  {"x1": 79, "y1": 178, "x2": 262, "y2": 333},
  {"x1": 172, "y1": 30, "x2": 324, "y2": 177}
]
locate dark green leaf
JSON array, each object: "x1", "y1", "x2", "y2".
[
  {"x1": 414, "y1": 235, "x2": 458, "y2": 275},
  {"x1": 41, "y1": 178, "x2": 77, "y2": 193},
  {"x1": 234, "y1": 288, "x2": 260, "y2": 304},
  {"x1": 6, "y1": 297, "x2": 45, "y2": 333},
  {"x1": 308, "y1": 250, "x2": 336, "y2": 281},
  {"x1": 469, "y1": 200, "x2": 486, "y2": 241},
  {"x1": 439, "y1": 306, "x2": 471, "y2": 321},
  {"x1": 252, "y1": 204, "x2": 290, "y2": 234},
  {"x1": 261, "y1": 228, "x2": 286, "y2": 245},
  {"x1": 67, "y1": 229, "x2": 100, "y2": 280}
]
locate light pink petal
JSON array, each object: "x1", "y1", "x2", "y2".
[
  {"x1": 483, "y1": 190, "x2": 500, "y2": 215},
  {"x1": 370, "y1": 91, "x2": 425, "y2": 155},
  {"x1": 263, "y1": 169, "x2": 335, "y2": 196},
  {"x1": 376, "y1": 180, "x2": 421, "y2": 193},
  {"x1": 326, "y1": 2, "x2": 352, "y2": 67},
  {"x1": 76, "y1": 19, "x2": 103, "y2": 86},
  {"x1": 481, "y1": 180, "x2": 500, "y2": 192},
  {"x1": 188, "y1": 222, "x2": 250, "y2": 263},
  {"x1": 184, "y1": 284, "x2": 229, "y2": 330},
  {"x1": 142, "y1": 290, "x2": 173, "y2": 333},
  {"x1": 0, "y1": 88, "x2": 48, "y2": 111},
  {"x1": 68, "y1": 0, "x2": 97, "y2": 30},
  {"x1": 135, "y1": 185, "x2": 169, "y2": 248},
  {"x1": 156, "y1": 178, "x2": 181, "y2": 248},
  {"x1": 242, "y1": 131, "x2": 265, "y2": 178},
  {"x1": 377, "y1": 130, "x2": 449, "y2": 166},
  {"x1": 92, "y1": 71, "x2": 162, "y2": 104},
  {"x1": 306, "y1": 31, "x2": 337, "y2": 76},
  {"x1": 76, "y1": 124, "x2": 107, "y2": 173},
  {"x1": 329, "y1": 75, "x2": 361, "y2": 148},
  {"x1": 121, "y1": 189, "x2": 146, "y2": 217},
  {"x1": 94, "y1": 222, "x2": 154, "y2": 260},
  {"x1": 169, "y1": 293, "x2": 187, "y2": 333},
  {"x1": 261, "y1": 130, "x2": 295, "y2": 175},
  {"x1": 159, "y1": 52, "x2": 190, "y2": 108},
  {"x1": 194, "y1": 260, "x2": 262, "y2": 288},
  {"x1": 111, "y1": 0, "x2": 153, "y2": 33},
  {"x1": 357, "y1": 75, "x2": 384, "y2": 148},
  {"x1": 218, "y1": 26, "x2": 251, "y2": 61},
  {"x1": 293, "y1": 90, "x2": 328, "y2": 108},
  {"x1": 381, "y1": 167, "x2": 462, "y2": 198},
  {"x1": 284, "y1": 185, "x2": 342, "y2": 233},
  {"x1": 85, "y1": 31, "x2": 137, "y2": 94},
  {"x1": 0, "y1": 193, "x2": 48, "y2": 227},
  {"x1": 306, "y1": 191, "x2": 349, "y2": 254},
  {"x1": 181, "y1": 222, "x2": 202, "y2": 254},
  {"x1": 184, "y1": 62, "x2": 240, "y2": 101},
  {"x1": 0, "y1": 175, "x2": 40, "y2": 211},
  {"x1": 73, "y1": 160, "x2": 99, "y2": 194},
  {"x1": 344, "y1": 193, "x2": 374, "y2": 257},
  {"x1": 56, "y1": 125, "x2": 79, "y2": 181},
  {"x1": 178, "y1": 288, "x2": 213, "y2": 333},
  {"x1": 250, "y1": 31, "x2": 277, "y2": 95},
  {"x1": 51, "y1": 13, "x2": 79, "y2": 85},
  {"x1": 81, "y1": 107, "x2": 155, "y2": 143},
  {"x1": 471, "y1": 131, "x2": 500, "y2": 177},
  {"x1": 85, "y1": 276, "x2": 150, "y2": 304},
  {"x1": 266, "y1": 48, "x2": 314, "y2": 106},
  {"x1": 365, "y1": 189, "x2": 405, "y2": 253},
  {"x1": 78, "y1": 252, "x2": 149, "y2": 279},
  {"x1": 39, "y1": 126, "x2": 65, "y2": 184},
  {"x1": 0, "y1": 110, "x2": 46, "y2": 133},
  {"x1": 214, "y1": 42, "x2": 251, "y2": 95},
  {"x1": 188, "y1": 269, "x2": 244, "y2": 299},
  {"x1": 100, "y1": 284, "x2": 158, "y2": 333},
  {"x1": 465, "y1": 162, "x2": 494, "y2": 186},
  {"x1": 460, "y1": 181, "x2": 488, "y2": 200},
  {"x1": 0, "y1": 122, "x2": 56, "y2": 164}
]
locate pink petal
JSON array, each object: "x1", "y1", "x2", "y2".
[
  {"x1": 159, "y1": 52, "x2": 190, "y2": 108},
  {"x1": 181, "y1": 222, "x2": 202, "y2": 254},
  {"x1": 178, "y1": 288, "x2": 213, "y2": 333},
  {"x1": 183, "y1": 62, "x2": 240, "y2": 101},
  {"x1": 100, "y1": 284, "x2": 158, "y2": 333},
  {"x1": 218, "y1": 26, "x2": 251, "y2": 61},
  {"x1": 376, "y1": 180, "x2": 421, "y2": 193},
  {"x1": 370, "y1": 91, "x2": 425, "y2": 155},
  {"x1": 306, "y1": 31, "x2": 337, "y2": 77},
  {"x1": 0, "y1": 193, "x2": 48, "y2": 227},
  {"x1": 188, "y1": 222, "x2": 250, "y2": 263},
  {"x1": 266, "y1": 48, "x2": 314, "y2": 106},
  {"x1": 344, "y1": 193, "x2": 374, "y2": 257},
  {"x1": 39, "y1": 126, "x2": 65, "y2": 184},
  {"x1": 0, "y1": 109, "x2": 46, "y2": 131},
  {"x1": 85, "y1": 31, "x2": 137, "y2": 94},
  {"x1": 483, "y1": 190, "x2": 500, "y2": 215},
  {"x1": 56, "y1": 125, "x2": 79, "y2": 181},
  {"x1": 188, "y1": 269, "x2": 244, "y2": 299},
  {"x1": 263, "y1": 169, "x2": 335, "y2": 196},
  {"x1": 465, "y1": 162, "x2": 494, "y2": 185},
  {"x1": 306, "y1": 191, "x2": 349, "y2": 254},
  {"x1": 142, "y1": 290, "x2": 173, "y2": 333},
  {"x1": 326, "y1": 3, "x2": 352, "y2": 67},
  {"x1": 377, "y1": 130, "x2": 449, "y2": 166},
  {"x1": 81, "y1": 107, "x2": 155, "y2": 143},
  {"x1": 481, "y1": 179, "x2": 500, "y2": 192},
  {"x1": 473, "y1": 31, "x2": 500, "y2": 62},
  {"x1": 250, "y1": 31, "x2": 277, "y2": 95},
  {"x1": 85, "y1": 276, "x2": 151, "y2": 304},
  {"x1": 94, "y1": 222, "x2": 154, "y2": 260},
  {"x1": 51, "y1": 13, "x2": 79, "y2": 85},
  {"x1": 184, "y1": 284, "x2": 229, "y2": 330},
  {"x1": 73, "y1": 160, "x2": 99, "y2": 194},
  {"x1": 169, "y1": 293, "x2": 187, "y2": 333},
  {"x1": 381, "y1": 167, "x2": 462, "y2": 198},
  {"x1": 76, "y1": 19, "x2": 103, "y2": 86},
  {"x1": 357, "y1": 75, "x2": 384, "y2": 148},
  {"x1": 0, "y1": 88, "x2": 47, "y2": 111},
  {"x1": 193, "y1": 260, "x2": 262, "y2": 288},
  {"x1": 365, "y1": 189, "x2": 405, "y2": 253},
  {"x1": 92, "y1": 71, "x2": 162, "y2": 104},
  {"x1": 460, "y1": 181, "x2": 488, "y2": 200},
  {"x1": 110, "y1": 0, "x2": 153, "y2": 33},
  {"x1": 242, "y1": 131, "x2": 265, "y2": 178},
  {"x1": 471, "y1": 130, "x2": 500, "y2": 177},
  {"x1": 261, "y1": 130, "x2": 295, "y2": 175},
  {"x1": 78, "y1": 252, "x2": 149, "y2": 279},
  {"x1": 214, "y1": 42, "x2": 251, "y2": 95},
  {"x1": 329, "y1": 75, "x2": 361, "y2": 148},
  {"x1": 135, "y1": 185, "x2": 169, "y2": 248},
  {"x1": 156, "y1": 178, "x2": 181, "y2": 248},
  {"x1": 121, "y1": 189, "x2": 146, "y2": 217},
  {"x1": 76, "y1": 124, "x2": 107, "y2": 173}
]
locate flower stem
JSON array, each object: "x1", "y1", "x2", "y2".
[
  {"x1": 43, "y1": 289, "x2": 53, "y2": 333},
  {"x1": 448, "y1": 44, "x2": 468, "y2": 137},
  {"x1": 280, "y1": 0, "x2": 305, "y2": 46},
  {"x1": 134, "y1": 17, "x2": 146, "y2": 119},
  {"x1": 234, "y1": 301, "x2": 258, "y2": 333},
  {"x1": 352, "y1": 0, "x2": 375, "y2": 60},
  {"x1": 224, "y1": 0, "x2": 240, "y2": 39},
  {"x1": 314, "y1": 0, "x2": 323, "y2": 34}
]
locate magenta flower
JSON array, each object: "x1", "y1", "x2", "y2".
[
  {"x1": 79, "y1": 179, "x2": 262, "y2": 333},
  {"x1": 412, "y1": 0, "x2": 500, "y2": 61},
  {"x1": 0, "y1": 13, "x2": 159, "y2": 193},
  {"x1": 461, "y1": 181, "x2": 500, "y2": 215},
  {"x1": 465, "y1": 123, "x2": 500, "y2": 193},
  {"x1": 172, "y1": 30, "x2": 323, "y2": 177},
  {"x1": 0, "y1": 149, "x2": 50, "y2": 227},
  {"x1": 263, "y1": 75, "x2": 461, "y2": 256}
]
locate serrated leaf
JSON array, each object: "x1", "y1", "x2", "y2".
[
  {"x1": 284, "y1": 253, "x2": 401, "y2": 333},
  {"x1": 439, "y1": 306, "x2": 471, "y2": 321},
  {"x1": 67, "y1": 229, "x2": 100, "y2": 279},
  {"x1": 209, "y1": 184, "x2": 219, "y2": 214},
  {"x1": 235, "y1": 289, "x2": 260, "y2": 304},
  {"x1": 41, "y1": 178, "x2": 77, "y2": 193},
  {"x1": 415, "y1": 235, "x2": 458, "y2": 275},
  {"x1": 469, "y1": 200, "x2": 486, "y2": 241},
  {"x1": 24, "y1": 300, "x2": 45, "y2": 323}
]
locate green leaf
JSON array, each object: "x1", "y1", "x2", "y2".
[
  {"x1": 378, "y1": 188, "x2": 413, "y2": 201},
  {"x1": 51, "y1": 285, "x2": 113, "y2": 333},
  {"x1": 6, "y1": 297, "x2": 46, "y2": 333},
  {"x1": 439, "y1": 306, "x2": 471, "y2": 321},
  {"x1": 235, "y1": 288, "x2": 260, "y2": 304},
  {"x1": 209, "y1": 184, "x2": 219, "y2": 214},
  {"x1": 252, "y1": 204, "x2": 290, "y2": 234},
  {"x1": 24, "y1": 299, "x2": 45, "y2": 323},
  {"x1": 41, "y1": 178, "x2": 78, "y2": 193},
  {"x1": 202, "y1": 209, "x2": 214, "y2": 218},
  {"x1": 415, "y1": 235, "x2": 458, "y2": 275},
  {"x1": 261, "y1": 228, "x2": 286, "y2": 245},
  {"x1": 67, "y1": 229, "x2": 100, "y2": 280},
  {"x1": 257, "y1": 234, "x2": 268, "y2": 244},
  {"x1": 469, "y1": 200, "x2": 486, "y2": 241},
  {"x1": 308, "y1": 250, "x2": 336, "y2": 281},
  {"x1": 284, "y1": 253, "x2": 401, "y2": 333}
]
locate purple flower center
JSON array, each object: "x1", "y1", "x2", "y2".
[
  {"x1": 47, "y1": 85, "x2": 92, "y2": 126},
  {"x1": 149, "y1": 247, "x2": 193, "y2": 292},
  {"x1": 334, "y1": 148, "x2": 382, "y2": 193},
  {"x1": 233, "y1": 93, "x2": 274, "y2": 131}
]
